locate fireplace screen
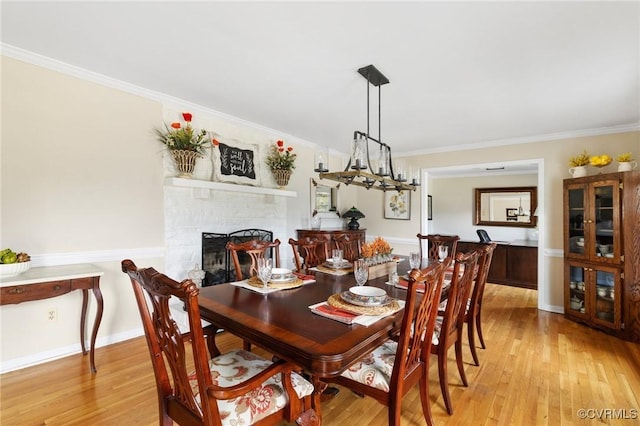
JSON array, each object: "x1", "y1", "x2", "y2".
[{"x1": 202, "y1": 229, "x2": 274, "y2": 286}]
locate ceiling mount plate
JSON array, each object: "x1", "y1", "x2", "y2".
[{"x1": 357, "y1": 65, "x2": 389, "y2": 86}]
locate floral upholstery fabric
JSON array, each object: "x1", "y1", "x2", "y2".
[
  {"x1": 338, "y1": 340, "x2": 398, "y2": 392},
  {"x1": 438, "y1": 297, "x2": 471, "y2": 313},
  {"x1": 188, "y1": 349, "x2": 313, "y2": 426},
  {"x1": 433, "y1": 317, "x2": 443, "y2": 345}
]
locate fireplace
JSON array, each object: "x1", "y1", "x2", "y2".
[{"x1": 201, "y1": 229, "x2": 274, "y2": 286}]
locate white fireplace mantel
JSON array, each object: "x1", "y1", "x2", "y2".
[{"x1": 165, "y1": 177, "x2": 297, "y2": 198}]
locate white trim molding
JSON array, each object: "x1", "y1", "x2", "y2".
[{"x1": 31, "y1": 247, "x2": 165, "y2": 267}]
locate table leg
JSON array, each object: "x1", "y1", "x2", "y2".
[
  {"x1": 80, "y1": 289, "x2": 89, "y2": 355},
  {"x1": 311, "y1": 376, "x2": 327, "y2": 419},
  {"x1": 89, "y1": 283, "x2": 104, "y2": 374}
]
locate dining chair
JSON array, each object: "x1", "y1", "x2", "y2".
[
  {"x1": 333, "y1": 233, "x2": 361, "y2": 262},
  {"x1": 289, "y1": 237, "x2": 329, "y2": 272},
  {"x1": 431, "y1": 249, "x2": 480, "y2": 415},
  {"x1": 417, "y1": 233, "x2": 460, "y2": 262},
  {"x1": 121, "y1": 259, "x2": 317, "y2": 426},
  {"x1": 324, "y1": 260, "x2": 449, "y2": 426},
  {"x1": 226, "y1": 239, "x2": 281, "y2": 281},
  {"x1": 438, "y1": 242, "x2": 497, "y2": 366},
  {"x1": 464, "y1": 242, "x2": 497, "y2": 365}
]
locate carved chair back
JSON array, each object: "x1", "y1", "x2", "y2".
[
  {"x1": 289, "y1": 237, "x2": 329, "y2": 272},
  {"x1": 333, "y1": 233, "x2": 361, "y2": 262},
  {"x1": 226, "y1": 239, "x2": 281, "y2": 281},
  {"x1": 417, "y1": 233, "x2": 460, "y2": 262}
]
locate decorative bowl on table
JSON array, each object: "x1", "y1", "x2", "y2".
[
  {"x1": 0, "y1": 261, "x2": 31, "y2": 278},
  {"x1": 270, "y1": 268, "x2": 294, "y2": 282},
  {"x1": 341, "y1": 286, "x2": 391, "y2": 307}
]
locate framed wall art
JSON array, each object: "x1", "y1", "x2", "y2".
[
  {"x1": 211, "y1": 136, "x2": 261, "y2": 186},
  {"x1": 384, "y1": 190, "x2": 411, "y2": 220},
  {"x1": 428, "y1": 195, "x2": 433, "y2": 220}
]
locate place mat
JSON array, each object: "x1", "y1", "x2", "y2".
[
  {"x1": 327, "y1": 293, "x2": 401, "y2": 316},
  {"x1": 310, "y1": 265, "x2": 353, "y2": 275},
  {"x1": 309, "y1": 300, "x2": 405, "y2": 326},
  {"x1": 247, "y1": 276, "x2": 304, "y2": 289}
]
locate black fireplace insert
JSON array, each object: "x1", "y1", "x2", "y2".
[{"x1": 201, "y1": 229, "x2": 274, "y2": 286}]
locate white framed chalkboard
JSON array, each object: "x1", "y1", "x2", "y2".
[{"x1": 211, "y1": 137, "x2": 261, "y2": 186}]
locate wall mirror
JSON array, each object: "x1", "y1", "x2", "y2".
[
  {"x1": 475, "y1": 186, "x2": 537, "y2": 228},
  {"x1": 310, "y1": 178, "x2": 340, "y2": 215}
]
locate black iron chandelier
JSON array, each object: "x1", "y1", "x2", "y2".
[{"x1": 314, "y1": 65, "x2": 419, "y2": 192}]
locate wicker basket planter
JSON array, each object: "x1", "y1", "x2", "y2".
[
  {"x1": 272, "y1": 169, "x2": 292, "y2": 188},
  {"x1": 171, "y1": 150, "x2": 200, "y2": 178}
]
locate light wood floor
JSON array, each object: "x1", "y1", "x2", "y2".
[{"x1": 2, "y1": 284, "x2": 639, "y2": 426}]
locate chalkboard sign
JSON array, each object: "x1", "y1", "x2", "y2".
[
  {"x1": 212, "y1": 138, "x2": 261, "y2": 186},
  {"x1": 218, "y1": 142, "x2": 256, "y2": 179}
]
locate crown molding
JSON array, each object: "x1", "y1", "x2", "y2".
[
  {"x1": 401, "y1": 122, "x2": 640, "y2": 157},
  {"x1": 0, "y1": 43, "x2": 317, "y2": 149}
]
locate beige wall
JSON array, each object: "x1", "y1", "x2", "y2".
[
  {"x1": 358, "y1": 132, "x2": 639, "y2": 311},
  {"x1": 1, "y1": 56, "x2": 166, "y2": 369},
  {"x1": 1, "y1": 54, "x2": 638, "y2": 371}
]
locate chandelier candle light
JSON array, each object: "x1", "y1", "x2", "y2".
[{"x1": 315, "y1": 65, "x2": 420, "y2": 192}]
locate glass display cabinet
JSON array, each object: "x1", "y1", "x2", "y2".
[{"x1": 563, "y1": 171, "x2": 640, "y2": 342}]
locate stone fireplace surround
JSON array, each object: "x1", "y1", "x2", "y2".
[{"x1": 164, "y1": 181, "x2": 292, "y2": 282}]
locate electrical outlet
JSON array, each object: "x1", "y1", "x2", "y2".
[{"x1": 47, "y1": 308, "x2": 57, "y2": 322}]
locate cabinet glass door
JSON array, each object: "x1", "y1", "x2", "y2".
[
  {"x1": 591, "y1": 183, "x2": 616, "y2": 261},
  {"x1": 567, "y1": 265, "x2": 586, "y2": 315},
  {"x1": 594, "y1": 269, "x2": 615, "y2": 323},
  {"x1": 592, "y1": 267, "x2": 619, "y2": 328},
  {"x1": 567, "y1": 187, "x2": 586, "y2": 256}
]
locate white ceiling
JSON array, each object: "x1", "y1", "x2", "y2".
[{"x1": 2, "y1": 1, "x2": 639, "y2": 159}]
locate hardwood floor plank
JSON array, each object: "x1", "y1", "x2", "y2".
[{"x1": 2, "y1": 284, "x2": 639, "y2": 425}]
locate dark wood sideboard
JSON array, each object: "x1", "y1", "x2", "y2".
[{"x1": 458, "y1": 239, "x2": 538, "y2": 289}]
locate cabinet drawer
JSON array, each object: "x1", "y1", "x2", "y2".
[{"x1": 1, "y1": 280, "x2": 72, "y2": 305}]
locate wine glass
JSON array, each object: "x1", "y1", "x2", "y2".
[
  {"x1": 438, "y1": 245, "x2": 448, "y2": 262},
  {"x1": 332, "y1": 249, "x2": 344, "y2": 266},
  {"x1": 409, "y1": 252, "x2": 421, "y2": 269},
  {"x1": 257, "y1": 258, "x2": 273, "y2": 288},
  {"x1": 354, "y1": 259, "x2": 369, "y2": 286}
]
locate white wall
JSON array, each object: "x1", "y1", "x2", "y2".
[{"x1": 429, "y1": 174, "x2": 537, "y2": 242}]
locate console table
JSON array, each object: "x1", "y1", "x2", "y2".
[{"x1": 0, "y1": 264, "x2": 104, "y2": 373}]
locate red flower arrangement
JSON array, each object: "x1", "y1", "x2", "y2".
[
  {"x1": 155, "y1": 112, "x2": 208, "y2": 154},
  {"x1": 265, "y1": 139, "x2": 297, "y2": 171}
]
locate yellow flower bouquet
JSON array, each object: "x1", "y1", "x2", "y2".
[{"x1": 590, "y1": 154, "x2": 612, "y2": 169}]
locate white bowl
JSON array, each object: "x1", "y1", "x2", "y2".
[
  {"x1": 348, "y1": 286, "x2": 387, "y2": 305},
  {"x1": 270, "y1": 268, "x2": 293, "y2": 281},
  {"x1": 0, "y1": 261, "x2": 31, "y2": 278}
]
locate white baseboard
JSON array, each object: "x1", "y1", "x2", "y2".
[
  {"x1": 539, "y1": 304, "x2": 564, "y2": 314},
  {"x1": 0, "y1": 327, "x2": 144, "y2": 374}
]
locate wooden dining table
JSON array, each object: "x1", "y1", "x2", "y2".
[{"x1": 197, "y1": 258, "x2": 438, "y2": 417}]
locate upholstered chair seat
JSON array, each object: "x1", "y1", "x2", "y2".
[{"x1": 188, "y1": 349, "x2": 314, "y2": 426}]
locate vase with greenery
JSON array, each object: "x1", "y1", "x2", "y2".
[
  {"x1": 155, "y1": 112, "x2": 208, "y2": 178},
  {"x1": 568, "y1": 150, "x2": 590, "y2": 178},
  {"x1": 616, "y1": 152, "x2": 637, "y2": 172},
  {"x1": 265, "y1": 139, "x2": 297, "y2": 188}
]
